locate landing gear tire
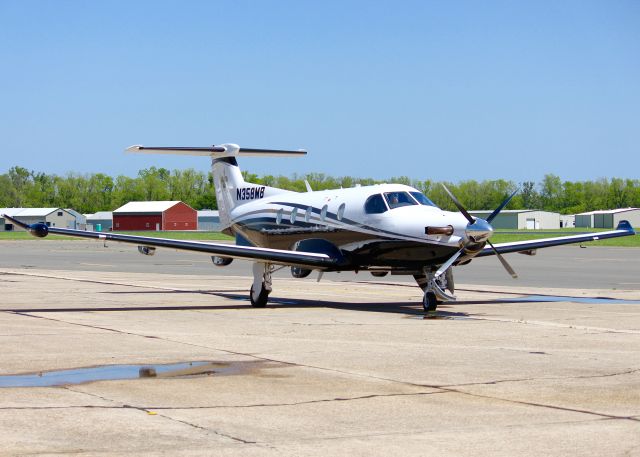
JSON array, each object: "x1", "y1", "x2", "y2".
[
  {"x1": 423, "y1": 292, "x2": 438, "y2": 312},
  {"x1": 250, "y1": 284, "x2": 269, "y2": 308}
]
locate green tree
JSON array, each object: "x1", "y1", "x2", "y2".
[
  {"x1": 520, "y1": 181, "x2": 539, "y2": 209},
  {"x1": 138, "y1": 167, "x2": 170, "y2": 201},
  {"x1": 539, "y1": 174, "x2": 563, "y2": 211},
  {"x1": 7, "y1": 166, "x2": 33, "y2": 206},
  {"x1": 0, "y1": 173, "x2": 17, "y2": 207}
]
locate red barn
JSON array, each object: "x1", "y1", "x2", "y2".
[{"x1": 113, "y1": 201, "x2": 197, "y2": 231}]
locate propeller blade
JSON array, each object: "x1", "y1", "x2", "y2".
[
  {"x1": 486, "y1": 188, "x2": 519, "y2": 224},
  {"x1": 487, "y1": 240, "x2": 518, "y2": 278},
  {"x1": 435, "y1": 247, "x2": 464, "y2": 278},
  {"x1": 441, "y1": 184, "x2": 475, "y2": 224}
]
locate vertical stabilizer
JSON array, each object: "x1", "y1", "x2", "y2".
[{"x1": 126, "y1": 142, "x2": 307, "y2": 233}]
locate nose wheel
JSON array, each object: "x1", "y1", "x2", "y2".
[
  {"x1": 423, "y1": 292, "x2": 438, "y2": 312},
  {"x1": 415, "y1": 268, "x2": 456, "y2": 313}
]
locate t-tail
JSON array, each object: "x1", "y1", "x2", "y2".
[{"x1": 126, "y1": 143, "x2": 306, "y2": 232}]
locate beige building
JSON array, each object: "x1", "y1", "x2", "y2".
[{"x1": 0, "y1": 208, "x2": 77, "y2": 231}]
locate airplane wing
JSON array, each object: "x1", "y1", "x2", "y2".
[
  {"x1": 475, "y1": 221, "x2": 636, "y2": 258},
  {"x1": 2, "y1": 214, "x2": 341, "y2": 269}
]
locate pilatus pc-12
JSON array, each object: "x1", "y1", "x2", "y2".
[{"x1": 4, "y1": 144, "x2": 636, "y2": 311}]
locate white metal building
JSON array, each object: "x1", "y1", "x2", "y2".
[
  {"x1": 575, "y1": 208, "x2": 640, "y2": 228},
  {"x1": 559, "y1": 214, "x2": 575, "y2": 228},
  {"x1": 65, "y1": 209, "x2": 87, "y2": 230},
  {"x1": 197, "y1": 210, "x2": 220, "y2": 231},
  {"x1": 469, "y1": 209, "x2": 560, "y2": 230}
]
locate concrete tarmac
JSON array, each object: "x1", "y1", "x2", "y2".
[
  {"x1": 0, "y1": 240, "x2": 639, "y2": 456},
  {"x1": 1, "y1": 239, "x2": 640, "y2": 289}
]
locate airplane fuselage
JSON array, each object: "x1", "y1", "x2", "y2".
[{"x1": 227, "y1": 183, "x2": 475, "y2": 271}]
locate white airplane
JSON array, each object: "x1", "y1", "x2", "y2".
[{"x1": 3, "y1": 144, "x2": 636, "y2": 312}]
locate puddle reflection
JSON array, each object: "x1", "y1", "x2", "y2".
[{"x1": 0, "y1": 360, "x2": 264, "y2": 388}]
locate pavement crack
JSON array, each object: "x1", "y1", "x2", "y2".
[
  {"x1": 439, "y1": 367, "x2": 640, "y2": 388},
  {"x1": 40, "y1": 387, "x2": 259, "y2": 445},
  {"x1": 63, "y1": 386, "x2": 123, "y2": 406},
  {"x1": 151, "y1": 412, "x2": 257, "y2": 444},
  {"x1": 10, "y1": 311, "x2": 157, "y2": 339},
  {"x1": 416, "y1": 385, "x2": 640, "y2": 423},
  {"x1": 139, "y1": 390, "x2": 446, "y2": 411}
]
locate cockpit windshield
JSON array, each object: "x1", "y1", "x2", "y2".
[
  {"x1": 410, "y1": 191, "x2": 437, "y2": 207},
  {"x1": 384, "y1": 192, "x2": 418, "y2": 209}
]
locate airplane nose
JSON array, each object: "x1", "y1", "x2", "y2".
[{"x1": 466, "y1": 218, "x2": 493, "y2": 242}]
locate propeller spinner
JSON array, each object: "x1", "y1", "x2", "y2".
[{"x1": 436, "y1": 185, "x2": 519, "y2": 279}]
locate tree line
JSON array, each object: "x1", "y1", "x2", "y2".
[{"x1": 1, "y1": 166, "x2": 639, "y2": 215}]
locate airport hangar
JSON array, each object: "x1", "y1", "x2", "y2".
[
  {"x1": 575, "y1": 208, "x2": 640, "y2": 228},
  {"x1": 197, "y1": 210, "x2": 221, "y2": 231},
  {"x1": 85, "y1": 211, "x2": 113, "y2": 232},
  {"x1": 469, "y1": 209, "x2": 561, "y2": 229},
  {"x1": 0, "y1": 208, "x2": 77, "y2": 231},
  {"x1": 112, "y1": 201, "x2": 197, "y2": 231}
]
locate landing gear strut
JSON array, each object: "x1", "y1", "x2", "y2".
[
  {"x1": 250, "y1": 262, "x2": 272, "y2": 307},
  {"x1": 414, "y1": 268, "x2": 455, "y2": 313}
]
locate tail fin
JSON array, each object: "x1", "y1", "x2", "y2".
[{"x1": 126, "y1": 143, "x2": 306, "y2": 232}]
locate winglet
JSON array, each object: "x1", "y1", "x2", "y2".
[
  {"x1": 2, "y1": 214, "x2": 49, "y2": 238},
  {"x1": 616, "y1": 220, "x2": 635, "y2": 233}
]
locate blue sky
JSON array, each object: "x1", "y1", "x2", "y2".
[{"x1": 0, "y1": 1, "x2": 638, "y2": 182}]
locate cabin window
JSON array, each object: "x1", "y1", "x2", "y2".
[
  {"x1": 337, "y1": 203, "x2": 346, "y2": 221},
  {"x1": 57, "y1": 211, "x2": 63, "y2": 217},
  {"x1": 146, "y1": 222, "x2": 150, "y2": 228},
  {"x1": 410, "y1": 191, "x2": 437, "y2": 207},
  {"x1": 305, "y1": 207, "x2": 312, "y2": 222},
  {"x1": 290, "y1": 207, "x2": 298, "y2": 224},
  {"x1": 276, "y1": 208, "x2": 283, "y2": 225},
  {"x1": 364, "y1": 194, "x2": 388, "y2": 214},
  {"x1": 384, "y1": 192, "x2": 417, "y2": 209},
  {"x1": 320, "y1": 205, "x2": 328, "y2": 222}
]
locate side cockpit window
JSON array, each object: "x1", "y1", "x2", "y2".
[
  {"x1": 384, "y1": 192, "x2": 417, "y2": 209},
  {"x1": 410, "y1": 191, "x2": 437, "y2": 207},
  {"x1": 364, "y1": 194, "x2": 388, "y2": 214}
]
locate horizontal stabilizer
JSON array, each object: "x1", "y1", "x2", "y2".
[{"x1": 126, "y1": 143, "x2": 306, "y2": 158}]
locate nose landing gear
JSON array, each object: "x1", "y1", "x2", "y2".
[{"x1": 414, "y1": 267, "x2": 456, "y2": 312}]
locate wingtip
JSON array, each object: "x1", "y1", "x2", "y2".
[
  {"x1": 1, "y1": 214, "x2": 48, "y2": 237},
  {"x1": 125, "y1": 145, "x2": 144, "y2": 153}
]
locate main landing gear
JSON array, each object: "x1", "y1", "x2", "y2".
[
  {"x1": 414, "y1": 268, "x2": 455, "y2": 313},
  {"x1": 250, "y1": 262, "x2": 273, "y2": 307}
]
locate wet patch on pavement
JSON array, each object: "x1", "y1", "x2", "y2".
[
  {"x1": 502, "y1": 295, "x2": 640, "y2": 305},
  {"x1": 0, "y1": 360, "x2": 282, "y2": 388}
]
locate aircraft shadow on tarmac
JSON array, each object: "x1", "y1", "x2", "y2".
[
  {"x1": 5, "y1": 288, "x2": 635, "y2": 316},
  {"x1": 1, "y1": 288, "x2": 466, "y2": 317}
]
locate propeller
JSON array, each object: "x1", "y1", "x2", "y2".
[
  {"x1": 486, "y1": 188, "x2": 519, "y2": 223},
  {"x1": 441, "y1": 183, "x2": 475, "y2": 224},
  {"x1": 437, "y1": 184, "x2": 518, "y2": 279}
]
